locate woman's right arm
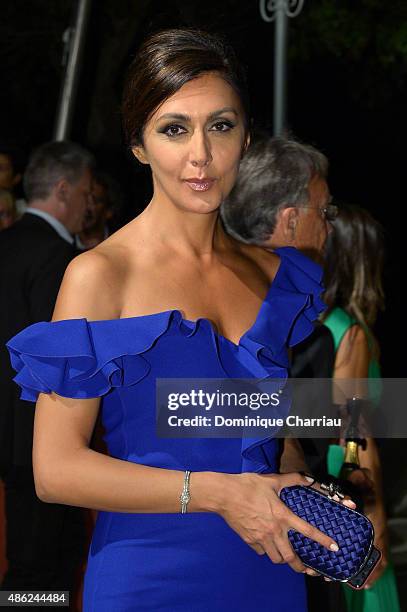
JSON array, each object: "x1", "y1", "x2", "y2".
[
  {"x1": 34, "y1": 394, "x2": 341, "y2": 572},
  {"x1": 33, "y1": 252, "x2": 348, "y2": 575}
]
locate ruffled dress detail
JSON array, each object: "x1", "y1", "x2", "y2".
[
  {"x1": 8, "y1": 246, "x2": 325, "y2": 397},
  {"x1": 6, "y1": 246, "x2": 326, "y2": 612}
]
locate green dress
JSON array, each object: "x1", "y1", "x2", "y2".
[{"x1": 324, "y1": 307, "x2": 400, "y2": 612}]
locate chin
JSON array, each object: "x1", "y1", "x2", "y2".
[{"x1": 183, "y1": 199, "x2": 220, "y2": 214}]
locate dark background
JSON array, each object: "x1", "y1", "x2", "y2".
[
  {"x1": 1, "y1": 0, "x2": 406, "y2": 376},
  {"x1": 2, "y1": 1, "x2": 407, "y2": 604}
]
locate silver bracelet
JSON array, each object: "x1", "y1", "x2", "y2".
[{"x1": 180, "y1": 470, "x2": 191, "y2": 514}]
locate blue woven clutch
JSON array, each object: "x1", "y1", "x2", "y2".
[{"x1": 280, "y1": 484, "x2": 381, "y2": 588}]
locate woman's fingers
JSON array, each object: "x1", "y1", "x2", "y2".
[
  {"x1": 289, "y1": 510, "x2": 340, "y2": 552},
  {"x1": 305, "y1": 478, "x2": 357, "y2": 509},
  {"x1": 303, "y1": 568, "x2": 320, "y2": 577},
  {"x1": 341, "y1": 497, "x2": 356, "y2": 509},
  {"x1": 261, "y1": 540, "x2": 284, "y2": 564},
  {"x1": 273, "y1": 471, "x2": 316, "y2": 492},
  {"x1": 250, "y1": 542, "x2": 267, "y2": 555},
  {"x1": 272, "y1": 531, "x2": 306, "y2": 572}
]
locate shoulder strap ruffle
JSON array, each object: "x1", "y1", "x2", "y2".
[
  {"x1": 239, "y1": 247, "x2": 327, "y2": 473},
  {"x1": 240, "y1": 246, "x2": 327, "y2": 375},
  {"x1": 6, "y1": 314, "x2": 175, "y2": 401}
]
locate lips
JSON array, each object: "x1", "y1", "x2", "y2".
[{"x1": 184, "y1": 178, "x2": 216, "y2": 192}]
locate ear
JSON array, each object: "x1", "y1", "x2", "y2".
[
  {"x1": 131, "y1": 145, "x2": 149, "y2": 165},
  {"x1": 241, "y1": 132, "x2": 251, "y2": 159},
  {"x1": 54, "y1": 178, "x2": 69, "y2": 204},
  {"x1": 279, "y1": 207, "x2": 299, "y2": 243}
]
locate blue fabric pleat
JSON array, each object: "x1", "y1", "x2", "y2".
[{"x1": 7, "y1": 246, "x2": 326, "y2": 477}]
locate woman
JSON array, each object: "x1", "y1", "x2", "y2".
[
  {"x1": 7, "y1": 29, "x2": 353, "y2": 611},
  {"x1": 323, "y1": 204, "x2": 400, "y2": 612},
  {"x1": 0, "y1": 188, "x2": 17, "y2": 230}
]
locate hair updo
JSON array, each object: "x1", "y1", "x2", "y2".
[{"x1": 122, "y1": 28, "x2": 250, "y2": 147}]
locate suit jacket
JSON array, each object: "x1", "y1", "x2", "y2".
[
  {"x1": 291, "y1": 323, "x2": 336, "y2": 479},
  {"x1": 0, "y1": 213, "x2": 77, "y2": 476}
]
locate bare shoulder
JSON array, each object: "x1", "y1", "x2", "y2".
[{"x1": 52, "y1": 242, "x2": 128, "y2": 322}]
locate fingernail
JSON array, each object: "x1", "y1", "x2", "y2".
[
  {"x1": 305, "y1": 476, "x2": 315, "y2": 483},
  {"x1": 330, "y1": 543, "x2": 339, "y2": 552},
  {"x1": 343, "y1": 499, "x2": 356, "y2": 507}
]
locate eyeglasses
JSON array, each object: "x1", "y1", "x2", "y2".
[{"x1": 301, "y1": 204, "x2": 339, "y2": 222}]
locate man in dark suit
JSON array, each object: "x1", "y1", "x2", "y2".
[{"x1": 0, "y1": 141, "x2": 94, "y2": 594}]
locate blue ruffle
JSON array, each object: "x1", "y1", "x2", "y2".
[
  {"x1": 6, "y1": 247, "x2": 326, "y2": 473},
  {"x1": 240, "y1": 246, "x2": 326, "y2": 372},
  {"x1": 239, "y1": 246, "x2": 326, "y2": 472},
  {"x1": 7, "y1": 314, "x2": 180, "y2": 401}
]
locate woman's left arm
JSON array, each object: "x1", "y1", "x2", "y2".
[
  {"x1": 334, "y1": 325, "x2": 388, "y2": 587},
  {"x1": 355, "y1": 439, "x2": 389, "y2": 587}
]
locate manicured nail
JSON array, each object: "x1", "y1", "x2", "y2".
[
  {"x1": 330, "y1": 543, "x2": 339, "y2": 552},
  {"x1": 305, "y1": 476, "x2": 315, "y2": 483}
]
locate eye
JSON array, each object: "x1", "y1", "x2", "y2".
[
  {"x1": 160, "y1": 124, "x2": 187, "y2": 138},
  {"x1": 210, "y1": 120, "x2": 235, "y2": 132}
]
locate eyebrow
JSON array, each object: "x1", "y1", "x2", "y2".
[{"x1": 156, "y1": 107, "x2": 239, "y2": 122}]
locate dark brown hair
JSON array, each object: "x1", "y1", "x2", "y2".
[
  {"x1": 122, "y1": 28, "x2": 250, "y2": 147},
  {"x1": 323, "y1": 204, "x2": 385, "y2": 329}
]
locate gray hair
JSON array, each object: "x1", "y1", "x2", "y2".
[
  {"x1": 23, "y1": 141, "x2": 95, "y2": 202},
  {"x1": 221, "y1": 136, "x2": 328, "y2": 245}
]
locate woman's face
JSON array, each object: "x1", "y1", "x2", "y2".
[{"x1": 133, "y1": 72, "x2": 249, "y2": 214}]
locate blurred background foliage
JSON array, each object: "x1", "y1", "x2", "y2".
[{"x1": 290, "y1": 0, "x2": 407, "y2": 108}]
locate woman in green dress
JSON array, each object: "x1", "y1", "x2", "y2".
[{"x1": 323, "y1": 204, "x2": 400, "y2": 612}]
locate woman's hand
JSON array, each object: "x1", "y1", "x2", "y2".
[{"x1": 217, "y1": 471, "x2": 355, "y2": 575}]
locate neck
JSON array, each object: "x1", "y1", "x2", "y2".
[
  {"x1": 28, "y1": 199, "x2": 58, "y2": 216},
  {"x1": 139, "y1": 193, "x2": 231, "y2": 261},
  {"x1": 28, "y1": 198, "x2": 72, "y2": 234}
]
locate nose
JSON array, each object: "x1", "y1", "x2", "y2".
[{"x1": 188, "y1": 130, "x2": 212, "y2": 168}]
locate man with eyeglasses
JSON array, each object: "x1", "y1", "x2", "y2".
[
  {"x1": 221, "y1": 133, "x2": 338, "y2": 470},
  {"x1": 220, "y1": 134, "x2": 337, "y2": 262},
  {"x1": 221, "y1": 135, "x2": 346, "y2": 611}
]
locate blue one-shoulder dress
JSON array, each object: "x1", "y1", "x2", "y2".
[{"x1": 7, "y1": 247, "x2": 326, "y2": 612}]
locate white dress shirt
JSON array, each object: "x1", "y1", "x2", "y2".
[{"x1": 25, "y1": 208, "x2": 74, "y2": 245}]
